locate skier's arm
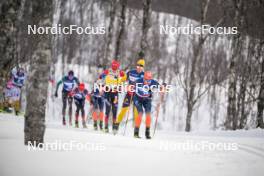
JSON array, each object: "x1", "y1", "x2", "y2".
[
  {"x1": 15, "y1": 74, "x2": 26, "y2": 88},
  {"x1": 55, "y1": 77, "x2": 64, "y2": 96},
  {"x1": 150, "y1": 80, "x2": 166, "y2": 93},
  {"x1": 118, "y1": 70, "x2": 126, "y2": 83},
  {"x1": 75, "y1": 77, "x2": 80, "y2": 86},
  {"x1": 153, "y1": 81, "x2": 167, "y2": 93},
  {"x1": 122, "y1": 70, "x2": 129, "y2": 82},
  {"x1": 125, "y1": 70, "x2": 130, "y2": 81},
  {"x1": 99, "y1": 69, "x2": 108, "y2": 80},
  {"x1": 84, "y1": 89, "x2": 91, "y2": 101},
  {"x1": 55, "y1": 80, "x2": 62, "y2": 92},
  {"x1": 151, "y1": 79, "x2": 160, "y2": 87},
  {"x1": 68, "y1": 87, "x2": 76, "y2": 97},
  {"x1": 12, "y1": 79, "x2": 24, "y2": 88}
]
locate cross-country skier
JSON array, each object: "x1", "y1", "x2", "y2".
[
  {"x1": 91, "y1": 79, "x2": 105, "y2": 130},
  {"x1": 55, "y1": 70, "x2": 80, "y2": 126},
  {"x1": 11, "y1": 67, "x2": 26, "y2": 88},
  {"x1": 99, "y1": 60, "x2": 126, "y2": 133},
  {"x1": 133, "y1": 71, "x2": 164, "y2": 139},
  {"x1": 2, "y1": 67, "x2": 26, "y2": 115},
  {"x1": 114, "y1": 59, "x2": 145, "y2": 134},
  {"x1": 72, "y1": 83, "x2": 89, "y2": 128}
]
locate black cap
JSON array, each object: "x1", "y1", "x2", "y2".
[{"x1": 68, "y1": 70, "x2": 74, "y2": 76}]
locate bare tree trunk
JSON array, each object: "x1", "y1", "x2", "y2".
[
  {"x1": 185, "y1": 0, "x2": 210, "y2": 132},
  {"x1": 0, "y1": 0, "x2": 21, "y2": 91},
  {"x1": 185, "y1": 101, "x2": 194, "y2": 132},
  {"x1": 24, "y1": 0, "x2": 52, "y2": 146},
  {"x1": 238, "y1": 73, "x2": 247, "y2": 129},
  {"x1": 211, "y1": 86, "x2": 219, "y2": 130},
  {"x1": 78, "y1": 0, "x2": 85, "y2": 78},
  {"x1": 226, "y1": 0, "x2": 244, "y2": 130},
  {"x1": 226, "y1": 53, "x2": 237, "y2": 130},
  {"x1": 58, "y1": 0, "x2": 66, "y2": 76},
  {"x1": 185, "y1": 52, "x2": 199, "y2": 132},
  {"x1": 104, "y1": 0, "x2": 118, "y2": 62},
  {"x1": 114, "y1": 0, "x2": 127, "y2": 60},
  {"x1": 256, "y1": 41, "x2": 264, "y2": 129},
  {"x1": 139, "y1": 0, "x2": 152, "y2": 57}
]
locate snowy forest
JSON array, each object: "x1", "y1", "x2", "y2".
[{"x1": 1, "y1": 0, "x2": 264, "y2": 176}]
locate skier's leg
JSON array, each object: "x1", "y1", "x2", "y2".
[
  {"x1": 99, "y1": 112, "x2": 104, "y2": 130},
  {"x1": 13, "y1": 100, "x2": 20, "y2": 115},
  {"x1": 92, "y1": 97, "x2": 99, "y2": 130},
  {"x1": 112, "y1": 92, "x2": 118, "y2": 131},
  {"x1": 81, "y1": 101, "x2": 86, "y2": 128},
  {"x1": 13, "y1": 87, "x2": 21, "y2": 115},
  {"x1": 104, "y1": 93, "x2": 111, "y2": 132},
  {"x1": 92, "y1": 111, "x2": 98, "y2": 121},
  {"x1": 143, "y1": 99, "x2": 152, "y2": 139},
  {"x1": 2, "y1": 96, "x2": 11, "y2": 112},
  {"x1": 75, "y1": 101, "x2": 80, "y2": 128},
  {"x1": 2, "y1": 100, "x2": 7, "y2": 112},
  {"x1": 116, "y1": 93, "x2": 131, "y2": 124},
  {"x1": 68, "y1": 96, "x2": 73, "y2": 125},
  {"x1": 87, "y1": 95, "x2": 94, "y2": 120},
  {"x1": 98, "y1": 97, "x2": 104, "y2": 130},
  {"x1": 134, "y1": 96, "x2": 143, "y2": 138},
  {"x1": 133, "y1": 105, "x2": 138, "y2": 127},
  {"x1": 92, "y1": 111, "x2": 98, "y2": 130},
  {"x1": 114, "y1": 94, "x2": 130, "y2": 134},
  {"x1": 62, "y1": 92, "x2": 67, "y2": 125}
]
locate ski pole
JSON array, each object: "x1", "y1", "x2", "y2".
[
  {"x1": 153, "y1": 85, "x2": 166, "y2": 137},
  {"x1": 123, "y1": 94, "x2": 133, "y2": 136}
]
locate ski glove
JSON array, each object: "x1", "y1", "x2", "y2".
[{"x1": 55, "y1": 91, "x2": 58, "y2": 97}]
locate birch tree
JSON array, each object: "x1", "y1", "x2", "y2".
[
  {"x1": 185, "y1": 0, "x2": 211, "y2": 132},
  {"x1": 0, "y1": 0, "x2": 21, "y2": 91},
  {"x1": 24, "y1": 0, "x2": 52, "y2": 146},
  {"x1": 114, "y1": 0, "x2": 127, "y2": 60},
  {"x1": 139, "y1": 0, "x2": 152, "y2": 58}
]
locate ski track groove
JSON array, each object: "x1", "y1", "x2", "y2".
[{"x1": 238, "y1": 144, "x2": 264, "y2": 158}]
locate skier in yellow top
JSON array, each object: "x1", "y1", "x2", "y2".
[{"x1": 99, "y1": 60, "x2": 126, "y2": 133}]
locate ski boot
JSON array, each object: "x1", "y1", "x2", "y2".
[
  {"x1": 15, "y1": 110, "x2": 19, "y2": 116},
  {"x1": 145, "y1": 127, "x2": 151, "y2": 139},
  {"x1": 69, "y1": 116, "x2": 72, "y2": 126},
  {"x1": 134, "y1": 127, "x2": 140, "y2": 138},
  {"x1": 75, "y1": 120, "x2": 79, "y2": 128},
  {"x1": 104, "y1": 125, "x2": 109, "y2": 133},
  {"x1": 82, "y1": 120, "x2": 87, "y2": 128},
  {"x1": 62, "y1": 117, "x2": 66, "y2": 126},
  {"x1": 93, "y1": 120, "x2": 98, "y2": 130},
  {"x1": 112, "y1": 123, "x2": 119, "y2": 135},
  {"x1": 99, "y1": 120, "x2": 103, "y2": 130},
  {"x1": 4, "y1": 106, "x2": 12, "y2": 113}
]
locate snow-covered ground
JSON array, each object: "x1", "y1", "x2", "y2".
[{"x1": 0, "y1": 114, "x2": 264, "y2": 176}]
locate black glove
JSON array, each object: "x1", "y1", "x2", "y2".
[{"x1": 55, "y1": 91, "x2": 58, "y2": 97}]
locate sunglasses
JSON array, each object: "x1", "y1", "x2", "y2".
[{"x1": 137, "y1": 65, "x2": 144, "y2": 68}]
